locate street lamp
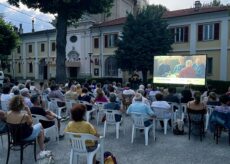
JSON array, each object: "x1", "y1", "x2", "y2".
[{"x1": 88, "y1": 52, "x2": 93, "y2": 77}]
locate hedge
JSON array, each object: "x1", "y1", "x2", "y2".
[{"x1": 147, "y1": 79, "x2": 230, "y2": 94}]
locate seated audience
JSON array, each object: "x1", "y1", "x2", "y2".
[
  {"x1": 78, "y1": 87, "x2": 93, "y2": 111},
  {"x1": 127, "y1": 93, "x2": 155, "y2": 126},
  {"x1": 151, "y1": 93, "x2": 171, "y2": 126},
  {"x1": 20, "y1": 88, "x2": 33, "y2": 108},
  {"x1": 1, "y1": 84, "x2": 13, "y2": 111},
  {"x1": 209, "y1": 95, "x2": 230, "y2": 132},
  {"x1": 206, "y1": 92, "x2": 221, "y2": 106},
  {"x1": 187, "y1": 91, "x2": 206, "y2": 112},
  {"x1": 65, "y1": 85, "x2": 78, "y2": 100},
  {"x1": 65, "y1": 104, "x2": 99, "y2": 164},
  {"x1": 6, "y1": 96, "x2": 46, "y2": 153},
  {"x1": 104, "y1": 93, "x2": 123, "y2": 122},
  {"x1": 164, "y1": 87, "x2": 180, "y2": 104},
  {"x1": 0, "y1": 110, "x2": 8, "y2": 134},
  {"x1": 94, "y1": 88, "x2": 108, "y2": 103},
  {"x1": 30, "y1": 95, "x2": 64, "y2": 138},
  {"x1": 181, "y1": 85, "x2": 193, "y2": 103},
  {"x1": 132, "y1": 89, "x2": 150, "y2": 107},
  {"x1": 123, "y1": 83, "x2": 135, "y2": 95},
  {"x1": 76, "y1": 84, "x2": 82, "y2": 95}
]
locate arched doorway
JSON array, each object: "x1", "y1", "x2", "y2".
[{"x1": 104, "y1": 56, "x2": 118, "y2": 76}]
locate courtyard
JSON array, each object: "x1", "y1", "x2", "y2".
[{"x1": 0, "y1": 115, "x2": 229, "y2": 164}]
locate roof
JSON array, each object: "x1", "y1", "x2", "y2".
[
  {"x1": 163, "y1": 6, "x2": 230, "y2": 18},
  {"x1": 93, "y1": 17, "x2": 126, "y2": 28},
  {"x1": 20, "y1": 29, "x2": 56, "y2": 37}
]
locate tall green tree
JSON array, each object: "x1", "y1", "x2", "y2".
[
  {"x1": 0, "y1": 18, "x2": 19, "y2": 70},
  {"x1": 211, "y1": 0, "x2": 221, "y2": 6},
  {"x1": 8, "y1": 0, "x2": 113, "y2": 82},
  {"x1": 115, "y1": 5, "x2": 173, "y2": 84}
]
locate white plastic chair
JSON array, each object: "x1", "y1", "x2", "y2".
[
  {"x1": 130, "y1": 113, "x2": 156, "y2": 146},
  {"x1": 168, "y1": 102, "x2": 181, "y2": 120},
  {"x1": 1, "y1": 100, "x2": 9, "y2": 112},
  {"x1": 152, "y1": 107, "x2": 173, "y2": 135},
  {"x1": 65, "y1": 99, "x2": 78, "y2": 118},
  {"x1": 66, "y1": 132, "x2": 104, "y2": 164},
  {"x1": 48, "y1": 98, "x2": 66, "y2": 118},
  {"x1": 41, "y1": 94, "x2": 49, "y2": 110},
  {"x1": 32, "y1": 114, "x2": 59, "y2": 143},
  {"x1": 96, "y1": 102, "x2": 107, "y2": 125},
  {"x1": 79, "y1": 101, "x2": 97, "y2": 122},
  {"x1": 103, "y1": 110, "x2": 124, "y2": 139},
  {"x1": 180, "y1": 103, "x2": 188, "y2": 121}
]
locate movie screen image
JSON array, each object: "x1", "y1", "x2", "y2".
[{"x1": 153, "y1": 55, "x2": 206, "y2": 85}]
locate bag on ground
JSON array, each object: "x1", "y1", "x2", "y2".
[
  {"x1": 173, "y1": 119, "x2": 184, "y2": 135},
  {"x1": 104, "y1": 151, "x2": 117, "y2": 164}
]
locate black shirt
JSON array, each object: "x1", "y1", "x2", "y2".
[{"x1": 30, "y1": 106, "x2": 55, "y2": 129}]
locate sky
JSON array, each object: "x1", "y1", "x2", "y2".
[{"x1": 0, "y1": 0, "x2": 229, "y2": 33}]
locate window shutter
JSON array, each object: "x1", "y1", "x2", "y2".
[
  {"x1": 104, "y1": 35, "x2": 108, "y2": 48},
  {"x1": 198, "y1": 25, "x2": 203, "y2": 41},
  {"x1": 114, "y1": 33, "x2": 118, "y2": 46},
  {"x1": 184, "y1": 26, "x2": 189, "y2": 42},
  {"x1": 214, "y1": 23, "x2": 220, "y2": 40}
]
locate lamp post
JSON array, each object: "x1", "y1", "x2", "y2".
[{"x1": 88, "y1": 52, "x2": 93, "y2": 77}]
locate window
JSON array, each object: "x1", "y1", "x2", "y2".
[
  {"x1": 104, "y1": 33, "x2": 118, "y2": 48},
  {"x1": 94, "y1": 68, "x2": 99, "y2": 76},
  {"x1": 7, "y1": 65, "x2": 10, "y2": 72},
  {"x1": 172, "y1": 26, "x2": 189, "y2": 43},
  {"x1": 206, "y1": 57, "x2": 213, "y2": 75},
  {"x1": 198, "y1": 23, "x2": 219, "y2": 41},
  {"x1": 18, "y1": 63, "x2": 21, "y2": 73},
  {"x1": 41, "y1": 43, "x2": 45, "y2": 52},
  {"x1": 104, "y1": 56, "x2": 118, "y2": 76},
  {"x1": 17, "y1": 46, "x2": 21, "y2": 54},
  {"x1": 28, "y1": 45, "x2": 32, "y2": 53},
  {"x1": 94, "y1": 58, "x2": 99, "y2": 65},
  {"x1": 51, "y1": 42, "x2": 56, "y2": 51},
  {"x1": 94, "y1": 38, "x2": 99, "y2": 48},
  {"x1": 29, "y1": 63, "x2": 33, "y2": 73}
]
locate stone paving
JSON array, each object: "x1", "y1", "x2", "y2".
[{"x1": 0, "y1": 115, "x2": 229, "y2": 164}]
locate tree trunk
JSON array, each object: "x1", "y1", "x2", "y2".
[
  {"x1": 56, "y1": 11, "x2": 68, "y2": 83},
  {"x1": 142, "y1": 69, "x2": 148, "y2": 85}
]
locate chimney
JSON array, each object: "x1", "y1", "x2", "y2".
[
  {"x1": 194, "y1": 1, "x2": 202, "y2": 11},
  {"x1": 32, "y1": 18, "x2": 35, "y2": 33},
  {"x1": 19, "y1": 24, "x2": 23, "y2": 34}
]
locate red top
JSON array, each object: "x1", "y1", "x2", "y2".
[{"x1": 179, "y1": 67, "x2": 196, "y2": 78}]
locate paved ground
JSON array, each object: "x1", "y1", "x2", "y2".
[{"x1": 0, "y1": 115, "x2": 229, "y2": 164}]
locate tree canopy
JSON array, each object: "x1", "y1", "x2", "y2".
[
  {"x1": 0, "y1": 18, "x2": 19, "y2": 70},
  {"x1": 0, "y1": 18, "x2": 19, "y2": 56},
  {"x1": 8, "y1": 0, "x2": 113, "y2": 82},
  {"x1": 115, "y1": 5, "x2": 173, "y2": 83}
]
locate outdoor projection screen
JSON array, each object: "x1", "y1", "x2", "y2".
[{"x1": 153, "y1": 55, "x2": 206, "y2": 85}]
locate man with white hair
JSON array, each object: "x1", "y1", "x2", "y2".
[
  {"x1": 127, "y1": 93, "x2": 155, "y2": 126},
  {"x1": 20, "y1": 88, "x2": 33, "y2": 108},
  {"x1": 132, "y1": 89, "x2": 150, "y2": 107}
]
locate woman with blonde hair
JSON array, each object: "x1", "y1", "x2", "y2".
[{"x1": 5, "y1": 95, "x2": 46, "y2": 152}]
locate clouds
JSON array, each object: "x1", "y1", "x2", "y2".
[
  {"x1": 0, "y1": 0, "x2": 54, "y2": 32},
  {"x1": 149, "y1": 0, "x2": 229, "y2": 10}
]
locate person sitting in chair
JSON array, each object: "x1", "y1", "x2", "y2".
[
  {"x1": 65, "y1": 104, "x2": 100, "y2": 164},
  {"x1": 127, "y1": 93, "x2": 155, "y2": 127},
  {"x1": 30, "y1": 94, "x2": 64, "y2": 139},
  {"x1": 5, "y1": 95, "x2": 46, "y2": 153}
]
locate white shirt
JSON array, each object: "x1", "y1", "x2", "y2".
[
  {"x1": 132, "y1": 96, "x2": 150, "y2": 107},
  {"x1": 1, "y1": 93, "x2": 13, "y2": 102},
  {"x1": 151, "y1": 101, "x2": 171, "y2": 109},
  {"x1": 123, "y1": 89, "x2": 135, "y2": 95}
]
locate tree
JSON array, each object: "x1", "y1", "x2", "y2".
[
  {"x1": 115, "y1": 5, "x2": 173, "y2": 84},
  {"x1": 0, "y1": 18, "x2": 19, "y2": 70},
  {"x1": 211, "y1": 0, "x2": 221, "y2": 6},
  {"x1": 8, "y1": 0, "x2": 113, "y2": 82}
]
